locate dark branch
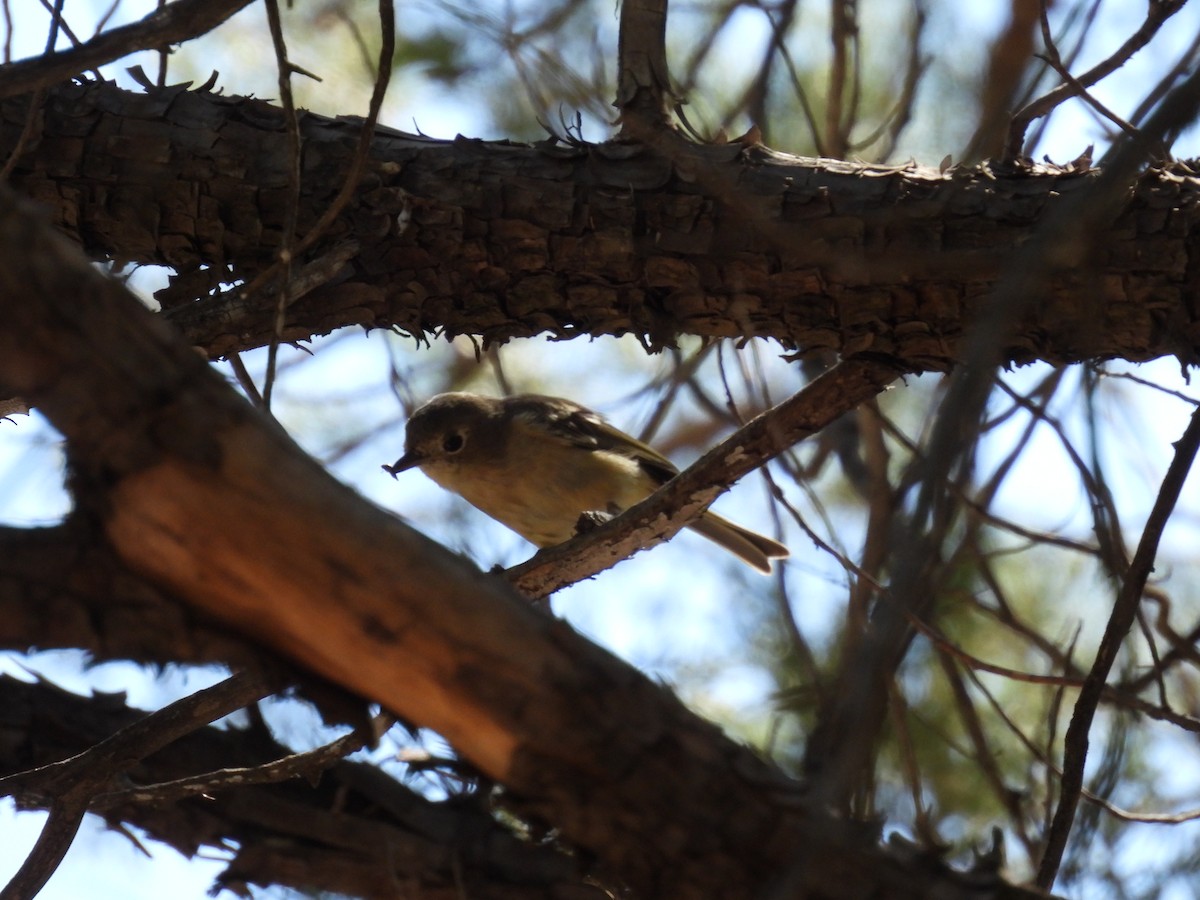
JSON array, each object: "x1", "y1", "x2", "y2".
[
  {"x1": 0, "y1": 676, "x2": 603, "y2": 899},
  {"x1": 1037, "y1": 406, "x2": 1200, "y2": 888},
  {"x1": 0, "y1": 0, "x2": 257, "y2": 100},
  {"x1": 615, "y1": 0, "x2": 672, "y2": 137},
  {"x1": 0, "y1": 671, "x2": 276, "y2": 900}
]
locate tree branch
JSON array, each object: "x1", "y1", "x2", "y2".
[
  {"x1": 0, "y1": 177, "x2": 1049, "y2": 899},
  {"x1": 1036, "y1": 406, "x2": 1200, "y2": 888},
  {"x1": 2, "y1": 79, "x2": 1197, "y2": 370},
  {"x1": 0, "y1": 0, "x2": 257, "y2": 100},
  {"x1": 615, "y1": 0, "x2": 672, "y2": 137},
  {"x1": 0, "y1": 676, "x2": 602, "y2": 899},
  {"x1": 0, "y1": 670, "x2": 276, "y2": 900},
  {"x1": 504, "y1": 357, "x2": 901, "y2": 598}
]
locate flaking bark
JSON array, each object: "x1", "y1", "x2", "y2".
[{"x1": 1, "y1": 78, "x2": 1196, "y2": 368}]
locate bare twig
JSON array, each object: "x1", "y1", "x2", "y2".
[
  {"x1": 242, "y1": 0, "x2": 394, "y2": 402},
  {"x1": 825, "y1": 0, "x2": 856, "y2": 157},
  {"x1": 725, "y1": 0, "x2": 800, "y2": 145},
  {"x1": 851, "y1": 0, "x2": 929, "y2": 160},
  {"x1": 1034, "y1": 4, "x2": 1139, "y2": 145},
  {"x1": 996, "y1": 380, "x2": 1128, "y2": 576},
  {"x1": 227, "y1": 351, "x2": 264, "y2": 406},
  {"x1": 259, "y1": 0, "x2": 302, "y2": 410},
  {"x1": 0, "y1": 0, "x2": 256, "y2": 100},
  {"x1": 1022, "y1": 0, "x2": 1105, "y2": 155},
  {"x1": 0, "y1": 671, "x2": 277, "y2": 900},
  {"x1": 37, "y1": 0, "x2": 80, "y2": 50},
  {"x1": 1006, "y1": 0, "x2": 1187, "y2": 160},
  {"x1": 94, "y1": 713, "x2": 394, "y2": 809},
  {"x1": 155, "y1": 0, "x2": 169, "y2": 88},
  {"x1": 1037, "y1": 407, "x2": 1200, "y2": 888}
]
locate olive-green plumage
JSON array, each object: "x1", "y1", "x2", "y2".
[{"x1": 387, "y1": 392, "x2": 788, "y2": 573}]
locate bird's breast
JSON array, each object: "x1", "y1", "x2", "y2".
[{"x1": 423, "y1": 450, "x2": 655, "y2": 547}]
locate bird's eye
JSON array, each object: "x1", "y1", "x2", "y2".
[{"x1": 442, "y1": 433, "x2": 465, "y2": 453}]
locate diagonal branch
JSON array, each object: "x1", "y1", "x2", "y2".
[
  {"x1": 0, "y1": 0, "x2": 257, "y2": 100},
  {"x1": 1006, "y1": 0, "x2": 1187, "y2": 159},
  {"x1": 504, "y1": 357, "x2": 902, "y2": 599},
  {"x1": 0, "y1": 670, "x2": 277, "y2": 900}
]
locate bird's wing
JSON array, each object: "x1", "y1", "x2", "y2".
[{"x1": 507, "y1": 394, "x2": 679, "y2": 486}]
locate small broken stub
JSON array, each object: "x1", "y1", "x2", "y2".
[{"x1": 574, "y1": 509, "x2": 615, "y2": 535}]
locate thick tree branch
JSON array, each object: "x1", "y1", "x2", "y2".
[
  {"x1": 0, "y1": 182, "x2": 1048, "y2": 898},
  {"x1": 1, "y1": 79, "x2": 1197, "y2": 370}
]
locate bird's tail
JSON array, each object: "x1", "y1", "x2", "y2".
[{"x1": 687, "y1": 511, "x2": 788, "y2": 574}]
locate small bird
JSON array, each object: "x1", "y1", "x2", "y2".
[{"x1": 385, "y1": 392, "x2": 788, "y2": 572}]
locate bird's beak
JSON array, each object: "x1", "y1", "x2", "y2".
[{"x1": 382, "y1": 450, "x2": 423, "y2": 478}]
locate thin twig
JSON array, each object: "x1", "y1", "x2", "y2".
[
  {"x1": 94, "y1": 713, "x2": 394, "y2": 809},
  {"x1": 1022, "y1": 0, "x2": 1105, "y2": 155},
  {"x1": 1006, "y1": 0, "x2": 1187, "y2": 160},
  {"x1": 825, "y1": 0, "x2": 853, "y2": 156},
  {"x1": 228, "y1": 352, "x2": 263, "y2": 406},
  {"x1": 1036, "y1": 407, "x2": 1200, "y2": 888},
  {"x1": 1034, "y1": 5, "x2": 1139, "y2": 145},
  {"x1": 0, "y1": 671, "x2": 278, "y2": 900},
  {"x1": 259, "y1": 0, "x2": 301, "y2": 410},
  {"x1": 0, "y1": 0, "x2": 256, "y2": 100},
  {"x1": 155, "y1": 0, "x2": 169, "y2": 88},
  {"x1": 239, "y1": 0, "x2": 395, "y2": 377}
]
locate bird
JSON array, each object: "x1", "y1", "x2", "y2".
[{"x1": 384, "y1": 392, "x2": 788, "y2": 572}]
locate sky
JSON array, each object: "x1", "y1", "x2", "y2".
[{"x1": 2, "y1": 1, "x2": 1200, "y2": 898}]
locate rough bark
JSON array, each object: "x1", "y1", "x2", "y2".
[
  {"x1": 0, "y1": 522, "x2": 255, "y2": 666},
  {"x1": 0, "y1": 180, "x2": 1050, "y2": 898},
  {"x1": 1, "y1": 78, "x2": 1196, "y2": 369}
]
